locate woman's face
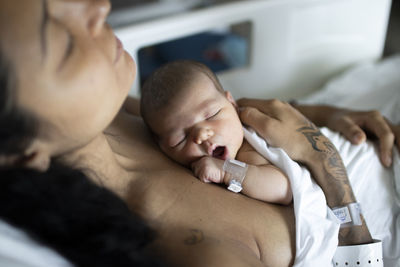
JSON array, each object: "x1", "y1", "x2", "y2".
[{"x1": 0, "y1": 0, "x2": 135, "y2": 157}]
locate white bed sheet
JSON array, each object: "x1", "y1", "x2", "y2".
[{"x1": 299, "y1": 54, "x2": 400, "y2": 124}]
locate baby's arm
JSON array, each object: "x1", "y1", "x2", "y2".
[
  {"x1": 191, "y1": 143, "x2": 292, "y2": 205},
  {"x1": 236, "y1": 143, "x2": 292, "y2": 205}
]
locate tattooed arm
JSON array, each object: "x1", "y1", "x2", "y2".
[
  {"x1": 295, "y1": 123, "x2": 372, "y2": 245},
  {"x1": 237, "y1": 99, "x2": 372, "y2": 246},
  {"x1": 291, "y1": 104, "x2": 397, "y2": 167}
]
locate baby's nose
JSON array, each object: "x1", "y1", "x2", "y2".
[{"x1": 194, "y1": 128, "x2": 214, "y2": 145}]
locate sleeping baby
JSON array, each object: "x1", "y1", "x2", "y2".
[{"x1": 140, "y1": 60, "x2": 292, "y2": 205}]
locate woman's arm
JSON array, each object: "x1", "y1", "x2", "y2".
[
  {"x1": 292, "y1": 104, "x2": 398, "y2": 167},
  {"x1": 237, "y1": 99, "x2": 373, "y2": 246}
]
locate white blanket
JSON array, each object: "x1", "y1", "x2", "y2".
[{"x1": 244, "y1": 127, "x2": 400, "y2": 267}]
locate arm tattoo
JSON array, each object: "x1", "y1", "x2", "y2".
[
  {"x1": 297, "y1": 125, "x2": 324, "y2": 152},
  {"x1": 297, "y1": 122, "x2": 372, "y2": 245},
  {"x1": 184, "y1": 229, "x2": 204, "y2": 245},
  {"x1": 297, "y1": 123, "x2": 355, "y2": 205}
]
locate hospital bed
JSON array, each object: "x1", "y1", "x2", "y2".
[
  {"x1": 1, "y1": 0, "x2": 399, "y2": 266},
  {"x1": 113, "y1": 0, "x2": 392, "y2": 100}
]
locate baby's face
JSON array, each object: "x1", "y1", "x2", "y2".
[{"x1": 148, "y1": 75, "x2": 244, "y2": 167}]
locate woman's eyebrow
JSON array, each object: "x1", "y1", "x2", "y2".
[{"x1": 40, "y1": 0, "x2": 49, "y2": 60}]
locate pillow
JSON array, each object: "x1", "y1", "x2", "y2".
[
  {"x1": 0, "y1": 219, "x2": 73, "y2": 267},
  {"x1": 300, "y1": 54, "x2": 400, "y2": 124}
]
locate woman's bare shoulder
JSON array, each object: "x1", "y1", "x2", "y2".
[{"x1": 106, "y1": 107, "x2": 160, "y2": 160}]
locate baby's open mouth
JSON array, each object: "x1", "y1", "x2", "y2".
[{"x1": 212, "y1": 146, "x2": 227, "y2": 160}]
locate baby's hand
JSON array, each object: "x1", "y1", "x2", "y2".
[{"x1": 191, "y1": 156, "x2": 225, "y2": 184}]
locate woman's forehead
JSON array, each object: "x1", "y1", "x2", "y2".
[{"x1": 0, "y1": 0, "x2": 44, "y2": 63}]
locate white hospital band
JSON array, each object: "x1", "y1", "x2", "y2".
[
  {"x1": 223, "y1": 159, "x2": 248, "y2": 193},
  {"x1": 332, "y1": 202, "x2": 362, "y2": 228},
  {"x1": 333, "y1": 239, "x2": 383, "y2": 267}
]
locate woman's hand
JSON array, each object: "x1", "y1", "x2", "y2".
[
  {"x1": 390, "y1": 123, "x2": 400, "y2": 150},
  {"x1": 326, "y1": 110, "x2": 398, "y2": 167},
  {"x1": 292, "y1": 104, "x2": 398, "y2": 167},
  {"x1": 237, "y1": 99, "x2": 317, "y2": 163},
  {"x1": 237, "y1": 98, "x2": 373, "y2": 245}
]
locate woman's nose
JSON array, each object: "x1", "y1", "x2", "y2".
[
  {"x1": 51, "y1": 0, "x2": 111, "y2": 37},
  {"x1": 86, "y1": 0, "x2": 111, "y2": 36},
  {"x1": 193, "y1": 127, "x2": 214, "y2": 145}
]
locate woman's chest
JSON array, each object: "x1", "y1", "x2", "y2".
[
  {"x1": 105, "y1": 111, "x2": 170, "y2": 169},
  {"x1": 128, "y1": 167, "x2": 294, "y2": 264},
  {"x1": 106, "y1": 112, "x2": 294, "y2": 264}
]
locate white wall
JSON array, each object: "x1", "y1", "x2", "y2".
[{"x1": 114, "y1": 0, "x2": 392, "y2": 100}]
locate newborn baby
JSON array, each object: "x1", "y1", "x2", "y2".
[{"x1": 140, "y1": 60, "x2": 292, "y2": 205}]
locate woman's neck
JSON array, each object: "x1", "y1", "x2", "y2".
[{"x1": 58, "y1": 133, "x2": 132, "y2": 199}]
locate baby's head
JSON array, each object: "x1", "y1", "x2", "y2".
[{"x1": 140, "y1": 60, "x2": 244, "y2": 167}]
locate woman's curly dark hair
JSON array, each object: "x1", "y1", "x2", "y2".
[
  {"x1": 0, "y1": 163, "x2": 165, "y2": 267},
  {"x1": 0, "y1": 49, "x2": 166, "y2": 266},
  {"x1": 0, "y1": 49, "x2": 37, "y2": 155}
]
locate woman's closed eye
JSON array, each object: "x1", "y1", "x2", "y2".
[
  {"x1": 206, "y1": 109, "x2": 221, "y2": 120},
  {"x1": 58, "y1": 27, "x2": 74, "y2": 70}
]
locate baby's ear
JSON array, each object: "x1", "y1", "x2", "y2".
[{"x1": 224, "y1": 91, "x2": 238, "y2": 108}]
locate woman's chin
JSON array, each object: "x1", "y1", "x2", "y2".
[
  {"x1": 125, "y1": 52, "x2": 137, "y2": 92},
  {"x1": 117, "y1": 52, "x2": 136, "y2": 96}
]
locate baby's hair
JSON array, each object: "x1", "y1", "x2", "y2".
[{"x1": 140, "y1": 60, "x2": 224, "y2": 124}]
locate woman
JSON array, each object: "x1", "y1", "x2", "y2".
[{"x1": 0, "y1": 0, "x2": 398, "y2": 266}]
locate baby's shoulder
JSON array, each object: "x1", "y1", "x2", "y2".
[
  {"x1": 238, "y1": 140, "x2": 255, "y2": 153},
  {"x1": 237, "y1": 141, "x2": 270, "y2": 166}
]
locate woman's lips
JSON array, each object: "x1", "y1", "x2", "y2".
[{"x1": 114, "y1": 36, "x2": 123, "y2": 64}]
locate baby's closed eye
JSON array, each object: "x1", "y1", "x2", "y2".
[
  {"x1": 172, "y1": 135, "x2": 187, "y2": 148},
  {"x1": 206, "y1": 109, "x2": 221, "y2": 120}
]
